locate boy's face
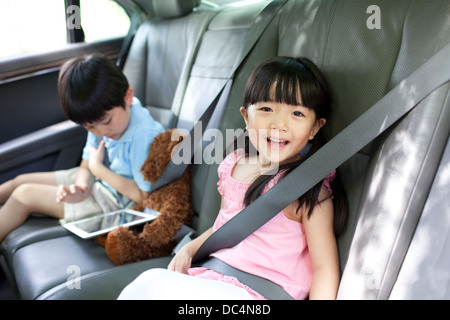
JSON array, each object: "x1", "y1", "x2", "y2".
[
  {"x1": 83, "y1": 105, "x2": 131, "y2": 140},
  {"x1": 82, "y1": 87, "x2": 133, "y2": 140}
]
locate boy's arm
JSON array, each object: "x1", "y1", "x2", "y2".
[
  {"x1": 88, "y1": 140, "x2": 148, "y2": 203},
  {"x1": 90, "y1": 164, "x2": 148, "y2": 203},
  {"x1": 75, "y1": 160, "x2": 93, "y2": 189},
  {"x1": 56, "y1": 160, "x2": 93, "y2": 203}
]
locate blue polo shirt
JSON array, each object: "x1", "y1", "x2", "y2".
[{"x1": 82, "y1": 98, "x2": 164, "y2": 194}]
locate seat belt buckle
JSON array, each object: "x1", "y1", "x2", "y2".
[{"x1": 172, "y1": 225, "x2": 196, "y2": 255}]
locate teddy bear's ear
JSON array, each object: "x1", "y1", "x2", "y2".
[
  {"x1": 171, "y1": 129, "x2": 184, "y2": 142},
  {"x1": 167, "y1": 130, "x2": 184, "y2": 150}
]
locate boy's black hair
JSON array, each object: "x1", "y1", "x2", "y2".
[
  {"x1": 241, "y1": 57, "x2": 347, "y2": 235},
  {"x1": 58, "y1": 55, "x2": 129, "y2": 125}
]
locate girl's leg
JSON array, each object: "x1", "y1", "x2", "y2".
[
  {"x1": 0, "y1": 183, "x2": 63, "y2": 243},
  {"x1": 0, "y1": 172, "x2": 57, "y2": 204},
  {"x1": 118, "y1": 268, "x2": 255, "y2": 300}
]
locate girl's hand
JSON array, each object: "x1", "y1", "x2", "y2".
[
  {"x1": 56, "y1": 184, "x2": 89, "y2": 203},
  {"x1": 167, "y1": 244, "x2": 194, "y2": 274},
  {"x1": 167, "y1": 227, "x2": 214, "y2": 274}
]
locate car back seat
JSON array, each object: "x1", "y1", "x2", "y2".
[
  {"x1": 2, "y1": 0, "x2": 449, "y2": 300},
  {"x1": 3, "y1": 1, "x2": 269, "y2": 300},
  {"x1": 0, "y1": 0, "x2": 215, "y2": 264},
  {"x1": 0, "y1": 0, "x2": 219, "y2": 299}
]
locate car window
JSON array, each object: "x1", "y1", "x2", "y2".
[
  {"x1": 80, "y1": 0, "x2": 130, "y2": 43},
  {"x1": 0, "y1": 0, "x2": 130, "y2": 60},
  {"x1": 0, "y1": 0, "x2": 66, "y2": 58}
]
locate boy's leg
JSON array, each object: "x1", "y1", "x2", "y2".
[
  {"x1": 0, "y1": 183, "x2": 63, "y2": 243},
  {"x1": 0, "y1": 172, "x2": 57, "y2": 204}
]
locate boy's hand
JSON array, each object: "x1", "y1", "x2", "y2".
[
  {"x1": 88, "y1": 140, "x2": 106, "y2": 175},
  {"x1": 56, "y1": 184, "x2": 89, "y2": 203}
]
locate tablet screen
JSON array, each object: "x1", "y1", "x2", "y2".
[{"x1": 63, "y1": 209, "x2": 159, "y2": 239}]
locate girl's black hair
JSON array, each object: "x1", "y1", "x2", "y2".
[
  {"x1": 241, "y1": 57, "x2": 347, "y2": 235},
  {"x1": 58, "y1": 54, "x2": 129, "y2": 125}
]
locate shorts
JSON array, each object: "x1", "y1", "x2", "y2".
[{"x1": 55, "y1": 167, "x2": 128, "y2": 223}]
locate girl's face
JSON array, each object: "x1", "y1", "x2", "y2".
[
  {"x1": 83, "y1": 87, "x2": 133, "y2": 140},
  {"x1": 240, "y1": 101, "x2": 325, "y2": 166}
]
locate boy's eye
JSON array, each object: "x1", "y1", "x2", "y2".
[{"x1": 102, "y1": 118, "x2": 112, "y2": 125}]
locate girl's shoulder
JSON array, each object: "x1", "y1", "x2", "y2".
[
  {"x1": 221, "y1": 150, "x2": 266, "y2": 184},
  {"x1": 217, "y1": 149, "x2": 250, "y2": 196},
  {"x1": 218, "y1": 149, "x2": 246, "y2": 176}
]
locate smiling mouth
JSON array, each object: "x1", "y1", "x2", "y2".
[{"x1": 267, "y1": 137, "x2": 289, "y2": 150}]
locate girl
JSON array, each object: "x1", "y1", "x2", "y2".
[{"x1": 118, "y1": 56, "x2": 347, "y2": 300}]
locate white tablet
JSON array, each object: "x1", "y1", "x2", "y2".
[{"x1": 63, "y1": 209, "x2": 160, "y2": 239}]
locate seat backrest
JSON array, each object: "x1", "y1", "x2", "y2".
[
  {"x1": 334, "y1": 0, "x2": 450, "y2": 299},
  {"x1": 123, "y1": 0, "x2": 216, "y2": 128},
  {"x1": 192, "y1": 0, "x2": 450, "y2": 299},
  {"x1": 276, "y1": 0, "x2": 450, "y2": 299}
]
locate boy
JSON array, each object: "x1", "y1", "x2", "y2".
[{"x1": 0, "y1": 55, "x2": 164, "y2": 242}]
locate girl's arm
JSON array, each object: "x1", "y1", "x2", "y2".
[
  {"x1": 167, "y1": 226, "x2": 214, "y2": 273},
  {"x1": 168, "y1": 198, "x2": 224, "y2": 273},
  {"x1": 302, "y1": 186, "x2": 340, "y2": 300}
]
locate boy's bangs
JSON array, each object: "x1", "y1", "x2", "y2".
[{"x1": 68, "y1": 100, "x2": 107, "y2": 125}]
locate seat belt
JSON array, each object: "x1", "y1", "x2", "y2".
[
  {"x1": 116, "y1": 6, "x2": 144, "y2": 69},
  {"x1": 202, "y1": 257, "x2": 295, "y2": 300},
  {"x1": 191, "y1": 43, "x2": 450, "y2": 298},
  {"x1": 149, "y1": 0, "x2": 287, "y2": 193}
]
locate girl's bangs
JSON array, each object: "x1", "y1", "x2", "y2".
[
  {"x1": 269, "y1": 76, "x2": 303, "y2": 106},
  {"x1": 243, "y1": 56, "x2": 330, "y2": 118}
]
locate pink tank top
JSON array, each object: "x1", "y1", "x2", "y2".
[{"x1": 210, "y1": 149, "x2": 313, "y2": 299}]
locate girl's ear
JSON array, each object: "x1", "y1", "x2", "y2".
[
  {"x1": 309, "y1": 118, "x2": 326, "y2": 140},
  {"x1": 240, "y1": 106, "x2": 249, "y2": 127}
]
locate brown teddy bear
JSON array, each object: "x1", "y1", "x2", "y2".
[{"x1": 104, "y1": 129, "x2": 193, "y2": 265}]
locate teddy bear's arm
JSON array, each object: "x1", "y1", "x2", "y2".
[{"x1": 139, "y1": 194, "x2": 192, "y2": 246}]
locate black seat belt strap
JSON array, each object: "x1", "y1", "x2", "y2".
[
  {"x1": 192, "y1": 43, "x2": 450, "y2": 288},
  {"x1": 149, "y1": 0, "x2": 287, "y2": 193},
  {"x1": 116, "y1": 6, "x2": 144, "y2": 69}
]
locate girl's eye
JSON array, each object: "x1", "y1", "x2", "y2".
[
  {"x1": 260, "y1": 107, "x2": 272, "y2": 112},
  {"x1": 293, "y1": 111, "x2": 304, "y2": 117}
]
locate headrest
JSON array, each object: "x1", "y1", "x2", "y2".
[{"x1": 152, "y1": 0, "x2": 200, "y2": 19}]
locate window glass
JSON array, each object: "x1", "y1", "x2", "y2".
[
  {"x1": 80, "y1": 0, "x2": 130, "y2": 43},
  {"x1": 0, "y1": 0, "x2": 66, "y2": 59},
  {"x1": 0, "y1": 0, "x2": 130, "y2": 60}
]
